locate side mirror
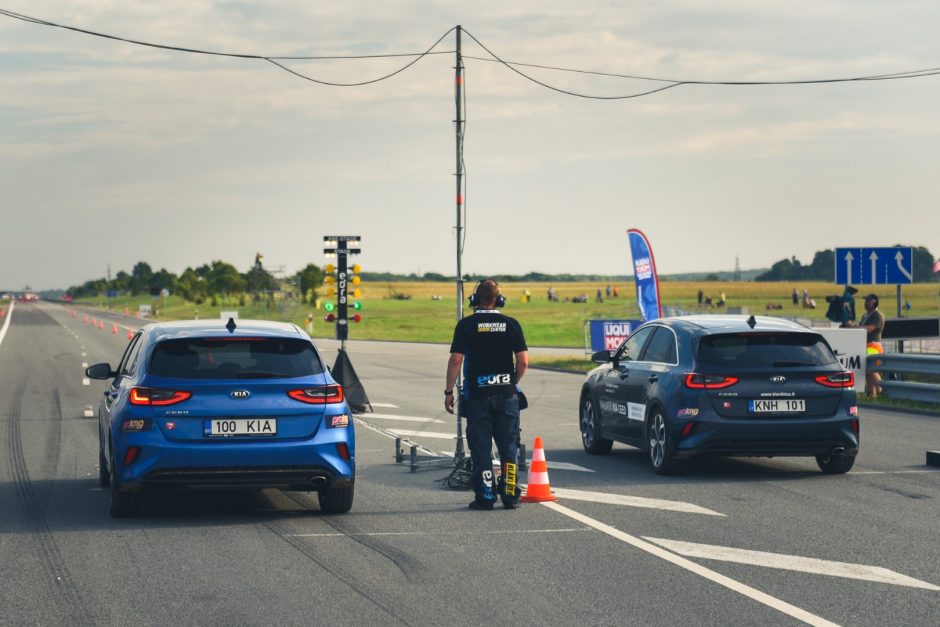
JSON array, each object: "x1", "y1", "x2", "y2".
[
  {"x1": 86, "y1": 363, "x2": 115, "y2": 380},
  {"x1": 591, "y1": 350, "x2": 613, "y2": 364}
]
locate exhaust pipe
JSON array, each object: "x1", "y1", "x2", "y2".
[{"x1": 309, "y1": 476, "x2": 328, "y2": 487}]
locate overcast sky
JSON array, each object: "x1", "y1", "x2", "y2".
[{"x1": 2, "y1": 1, "x2": 939, "y2": 290}]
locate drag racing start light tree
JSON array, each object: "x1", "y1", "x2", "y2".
[{"x1": 323, "y1": 235, "x2": 362, "y2": 347}]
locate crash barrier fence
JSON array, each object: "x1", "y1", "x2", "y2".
[{"x1": 866, "y1": 353, "x2": 940, "y2": 405}]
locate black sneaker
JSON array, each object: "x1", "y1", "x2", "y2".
[
  {"x1": 468, "y1": 499, "x2": 494, "y2": 511},
  {"x1": 502, "y1": 499, "x2": 520, "y2": 510}
]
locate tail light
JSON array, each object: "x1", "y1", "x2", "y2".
[
  {"x1": 681, "y1": 422, "x2": 696, "y2": 438},
  {"x1": 815, "y1": 372, "x2": 854, "y2": 388},
  {"x1": 685, "y1": 373, "x2": 739, "y2": 389},
  {"x1": 288, "y1": 385, "x2": 344, "y2": 404},
  {"x1": 129, "y1": 387, "x2": 192, "y2": 406},
  {"x1": 336, "y1": 442, "x2": 351, "y2": 461},
  {"x1": 124, "y1": 446, "x2": 141, "y2": 465}
]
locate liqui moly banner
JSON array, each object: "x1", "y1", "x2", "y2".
[
  {"x1": 589, "y1": 319, "x2": 643, "y2": 352},
  {"x1": 627, "y1": 228, "x2": 663, "y2": 322}
]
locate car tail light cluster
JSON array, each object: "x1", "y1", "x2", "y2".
[
  {"x1": 814, "y1": 372, "x2": 855, "y2": 388},
  {"x1": 288, "y1": 385, "x2": 344, "y2": 404},
  {"x1": 684, "y1": 373, "x2": 739, "y2": 389},
  {"x1": 129, "y1": 388, "x2": 192, "y2": 406}
]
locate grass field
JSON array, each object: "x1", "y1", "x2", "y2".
[{"x1": 78, "y1": 280, "x2": 940, "y2": 348}]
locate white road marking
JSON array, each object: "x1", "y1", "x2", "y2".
[
  {"x1": 0, "y1": 299, "x2": 14, "y2": 348},
  {"x1": 365, "y1": 413, "x2": 445, "y2": 424},
  {"x1": 370, "y1": 402, "x2": 399, "y2": 408},
  {"x1": 81, "y1": 352, "x2": 87, "y2": 357},
  {"x1": 388, "y1": 429, "x2": 457, "y2": 440},
  {"x1": 83, "y1": 409, "x2": 94, "y2": 418},
  {"x1": 552, "y1": 487, "x2": 724, "y2": 516},
  {"x1": 541, "y1": 461, "x2": 595, "y2": 473},
  {"x1": 289, "y1": 528, "x2": 591, "y2": 538},
  {"x1": 82, "y1": 362, "x2": 88, "y2": 368},
  {"x1": 82, "y1": 378, "x2": 90, "y2": 386},
  {"x1": 543, "y1": 502, "x2": 839, "y2": 627},
  {"x1": 644, "y1": 537, "x2": 940, "y2": 591},
  {"x1": 852, "y1": 470, "x2": 940, "y2": 475}
]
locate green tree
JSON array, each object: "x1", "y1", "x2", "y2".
[
  {"x1": 207, "y1": 260, "x2": 244, "y2": 294},
  {"x1": 130, "y1": 261, "x2": 153, "y2": 295},
  {"x1": 296, "y1": 263, "x2": 323, "y2": 303}
]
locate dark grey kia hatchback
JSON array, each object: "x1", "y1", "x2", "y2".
[{"x1": 579, "y1": 315, "x2": 859, "y2": 475}]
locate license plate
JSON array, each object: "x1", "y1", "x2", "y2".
[
  {"x1": 748, "y1": 399, "x2": 805, "y2": 414},
  {"x1": 204, "y1": 418, "x2": 277, "y2": 437}
]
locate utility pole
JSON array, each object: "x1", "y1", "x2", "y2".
[
  {"x1": 454, "y1": 25, "x2": 464, "y2": 321},
  {"x1": 453, "y1": 25, "x2": 466, "y2": 463}
]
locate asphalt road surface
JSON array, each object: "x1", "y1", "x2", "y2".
[{"x1": 1, "y1": 302, "x2": 938, "y2": 626}]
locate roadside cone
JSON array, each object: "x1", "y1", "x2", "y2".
[
  {"x1": 112, "y1": 323, "x2": 118, "y2": 335},
  {"x1": 127, "y1": 328, "x2": 134, "y2": 340},
  {"x1": 521, "y1": 437, "x2": 557, "y2": 502},
  {"x1": 92, "y1": 317, "x2": 96, "y2": 326},
  {"x1": 98, "y1": 320, "x2": 104, "y2": 330}
]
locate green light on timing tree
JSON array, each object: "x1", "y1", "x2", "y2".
[
  {"x1": 324, "y1": 302, "x2": 335, "y2": 312},
  {"x1": 353, "y1": 302, "x2": 362, "y2": 310}
]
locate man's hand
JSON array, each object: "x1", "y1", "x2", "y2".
[{"x1": 445, "y1": 393, "x2": 455, "y2": 414}]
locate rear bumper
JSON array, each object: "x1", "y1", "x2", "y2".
[
  {"x1": 674, "y1": 411, "x2": 858, "y2": 459},
  {"x1": 114, "y1": 433, "x2": 355, "y2": 491}
]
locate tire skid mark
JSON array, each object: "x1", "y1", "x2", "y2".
[
  {"x1": 7, "y1": 378, "x2": 90, "y2": 623},
  {"x1": 263, "y1": 520, "x2": 412, "y2": 627},
  {"x1": 283, "y1": 492, "x2": 426, "y2": 584}
]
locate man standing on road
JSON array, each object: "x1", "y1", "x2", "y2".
[{"x1": 445, "y1": 279, "x2": 528, "y2": 510}]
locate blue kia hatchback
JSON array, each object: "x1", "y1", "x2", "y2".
[
  {"x1": 87, "y1": 319, "x2": 355, "y2": 516},
  {"x1": 579, "y1": 315, "x2": 859, "y2": 475}
]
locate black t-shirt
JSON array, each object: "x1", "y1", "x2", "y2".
[{"x1": 450, "y1": 310, "x2": 527, "y2": 398}]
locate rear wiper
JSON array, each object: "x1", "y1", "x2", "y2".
[
  {"x1": 236, "y1": 371, "x2": 290, "y2": 379},
  {"x1": 772, "y1": 360, "x2": 816, "y2": 367}
]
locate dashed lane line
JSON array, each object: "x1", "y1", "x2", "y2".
[
  {"x1": 288, "y1": 528, "x2": 592, "y2": 538},
  {"x1": 643, "y1": 537, "x2": 940, "y2": 591},
  {"x1": 542, "y1": 501, "x2": 840, "y2": 627}
]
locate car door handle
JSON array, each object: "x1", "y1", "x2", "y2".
[{"x1": 648, "y1": 375, "x2": 659, "y2": 383}]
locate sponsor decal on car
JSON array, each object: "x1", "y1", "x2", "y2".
[
  {"x1": 329, "y1": 414, "x2": 350, "y2": 428},
  {"x1": 627, "y1": 402, "x2": 646, "y2": 421},
  {"x1": 722, "y1": 401, "x2": 732, "y2": 409},
  {"x1": 121, "y1": 418, "x2": 151, "y2": 432},
  {"x1": 677, "y1": 408, "x2": 699, "y2": 417},
  {"x1": 600, "y1": 399, "x2": 627, "y2": 415}
]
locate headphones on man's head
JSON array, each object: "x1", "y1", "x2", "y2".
[{"x1": 468, "y1": 278, "x2": 506, "y2": 309}]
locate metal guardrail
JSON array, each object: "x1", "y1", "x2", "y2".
[{"x1": 867, "y1": 353, "x2": 940, "y2": 404}]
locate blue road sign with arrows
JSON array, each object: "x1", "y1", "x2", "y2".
[{"x1": 835, "y1": 247, "x2": 913, "y2": 285}]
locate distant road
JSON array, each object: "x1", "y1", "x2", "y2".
[{"x1": 1, "y1": 302, "x2": 937, "y2": 625}]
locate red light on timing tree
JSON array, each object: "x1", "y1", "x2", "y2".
[
  {"x1": 353, "y1": 314, "x2": 362, "y2": 323},
  {"x1": 324, "y1": 313, "x2": 336, "y2": 323}
]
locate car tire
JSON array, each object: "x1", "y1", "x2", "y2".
[
  {"x1": 648, "y1": 408, "x2": 683, "y2": 475},
  {"x1": 318, "y1": 484, "x2": 354, "y2": 514},
  {"x1": 109, "y1": 449, "x2": 139, "y2": 518},
  {"x1": 580, "y1": 396, "x2": 613, "y2": 455},
  {"x1": 816, "y1": 454, "x2": 855, "y2": 474},
  {"x1": 98, "y1": 446, "x2": 110, "y2": 488}
]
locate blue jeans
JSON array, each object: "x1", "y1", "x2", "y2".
[{"x1": 464, "y1": 394, "x2": 521, "y2": 504}]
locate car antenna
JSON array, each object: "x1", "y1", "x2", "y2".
[
  {"x1": 225, "y1": 317, "x2": 237, "y2": 333},
  {"x1": 746, "y1": 315, "x2": 757, "y2": 329}
]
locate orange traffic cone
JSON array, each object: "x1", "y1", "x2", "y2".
[
  {"x1": 127, "y1": 328, "x2": 134, "y2": 340},
  {"x1": 98, "y1": 320, "x2": 104, "y2": 330},
  {"x1": 112, "y1": 323, "x2": 118, "y2": 335},
  {"x1": 92, "y1": 317, "x2": 96, "y2": 326},
  {"x1": 522, "y1": 437, "x2": 557, "y2": 502}
]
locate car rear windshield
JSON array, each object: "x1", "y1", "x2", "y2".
[
  {"x1": 148, "y1": 338, "x2": 324, "y2": 379},
  {"x1": 696, "y1": 332, "x2": 836, "y2": 369}
]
